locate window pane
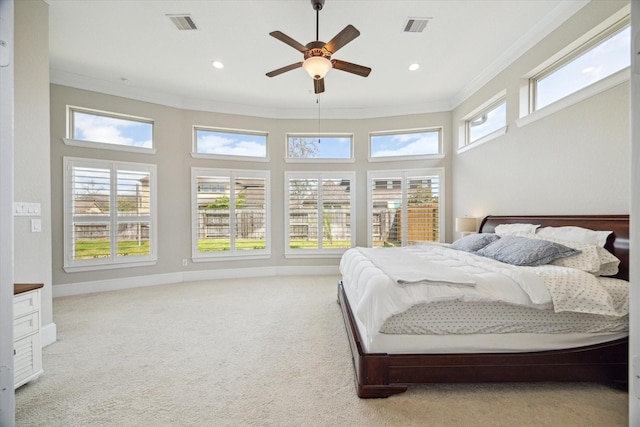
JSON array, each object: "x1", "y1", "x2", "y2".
[
  {"x1": 321, "y1": 179, "x2": 351, "y2": 248},
  {"x1": 195, "y1": 128, "x2": 267, "y2": 157},
  {"x1": 197, "y1": 176, "x2": 231, "y2": 252},
  {"x1": 407, "y1": 177, "x2": 439, "y2": 243},
  {"x1": 370, "y1": 130, "x2": 440, "y2": 158},
  {"x1": 468, "y1": 101, "x2": 506, "y2": 144},
  {"x1": 536, "y1": 26, "x2": 630, "y2": 110},
  {"x1": 72, "y1": 110, "x2": 153, "y2": 148},
  {"x1": 234, "y1": 177, "x2": 266, "y2": 250},
  {"x1": 117, "y1": 169, "x2": 151, "y2": 216},
  {"x1": 71, "y1": 166, "x2": 111, "y2": 260},
  {"x1": 72, "y1": 166, "x2": 111, "y2": 216},
  {"x1": 287, "y1": 135, "x2": 352, "y2": 159},
  {"x1": 289, "y1": 179, "x2": 318, "y2": 249},
  {"x1": 371, "y1": 178, "x2": 402, "y2": 247},
  {"x1": 117, "y1": 222, "x2": 150, "y2": 257}
]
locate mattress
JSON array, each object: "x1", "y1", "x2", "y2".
[{"x1": 340, "y1": 244, "x2": 629, "y2": 354}]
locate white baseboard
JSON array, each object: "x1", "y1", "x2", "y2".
[
  {"x1": 41, "y1": 322, "x2": 57, "y2": 347},
  {"x1": 53, "y1": 266, "x2": 340, "y2": 298}
]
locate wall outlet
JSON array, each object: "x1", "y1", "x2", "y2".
[{"x1": 182, "y1": 259, "x2": 188, "y2": 267}]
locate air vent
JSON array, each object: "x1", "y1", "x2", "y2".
[
  {"x1": 167, "y1": 14, "x2": 198, "y2": 31},
  {"x1": 403, "y1": 17, "x2": 430, "y2": 33}
]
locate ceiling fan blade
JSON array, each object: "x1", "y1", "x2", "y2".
[
  {"x1": 314, "y1": 78, "x2": 325, "y2": 94},
  {"x1": 269, "y1": 31, "x2": 309, "y2": 53},
  {"x1": 331, "y1": 59, "x2": 371, "y2": 77},
  {"x1": 266, "y1": 62, "x2": 304, "y2": 78},
  {"x1": 324, "y1": 25, "x2": 360, "y2": 55}
]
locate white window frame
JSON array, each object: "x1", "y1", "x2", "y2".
[
  {"x1": 63, "y1": 106, "x2": 156, "y2": 154},
  {"x1": 191, "y1": 126, "x2": 270, "y2": 162},
  {"x1": 458, "y1": 91, "x2": 507, "y2": 154},
  {"x1": 367, "y1": 168, "x2": 445, "y2": 247},
  {"x1": 63, "y1": 157, "x2": 157, "y2": 272},
  {"x1": 368, "y1": 127, "x2": 444, "y2": 162},
  {"x1": 191, "y1": 168, "x2": 271, "y2": 261},
  {"x1": 284, "y1": 171, "x2": 356, "y2": 258},
  {"x1": 285, "y1": 133, "x2": 355, "y2": 163},
  {"x1": 517, "y1": 6, "x2": 630, "y2": 127}
]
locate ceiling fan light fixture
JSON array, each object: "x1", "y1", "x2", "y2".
[{"x1": 303, "y1": 56, "x2": 332, "y2": 80}]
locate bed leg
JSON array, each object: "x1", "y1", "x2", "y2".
[{"x1": 356, "y1": 383, "x2": 408, "y2": 399}]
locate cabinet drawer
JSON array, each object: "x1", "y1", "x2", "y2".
[
  {"x1": 14, "y1": 312, "x2": 39, "y2": 340},
  {"x1": 14, "y1": 290, "x2": 40, "y2": 317}
]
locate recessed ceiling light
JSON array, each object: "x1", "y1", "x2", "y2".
[
  {"x1": 408, "y1": 63, "x2": 420, "y2": 71},
  {"x1": 212, "y1": 61, "x2": 224, "y2": 69}
]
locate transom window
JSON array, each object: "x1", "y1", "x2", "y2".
[
  {"x1": 369, "y1": 128, "x2": 442, "y2": 160},
  {"x1": 192, "y1": 168, "x2": 270, "y2": 260},
  {"x1": 194, "y1": 127, "x2": 268, "y2": 159},
  {"x1": 286, "y1": 133, "x2": 353, "y2": 161},
  {"x1": 66, "y1": 106, "x2": 154, "y2": 151},
  {"x1": 64, "y1": 157, "x2": 157, "y2": 271},
  {"x1": 465, "y1": 99, "x2": 506, "y2": 145},
  {"x1": 367, "y1": 169, "x2": 443, "y2": 247},
  {"x1": 531, "y1": 18, "x2": 629, "y2": 111}
]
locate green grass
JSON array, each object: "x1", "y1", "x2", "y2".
[
  {"x1": 74, "y1": 239, "x2": 150, "y2": 259},
  {"x1": 289, "y1": 239, "x2": 351, "y2": 249},
  {"x1": 198, "y1": 239, "x2": 266, "y2": 252}
]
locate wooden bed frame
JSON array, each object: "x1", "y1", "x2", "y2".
[{"x1": 338, "y1": 215, "x2": 630, "y2": 398}]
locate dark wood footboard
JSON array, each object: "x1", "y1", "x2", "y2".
[{"x1": 338, "y1": 281, "x2": 628, "y2": 398}]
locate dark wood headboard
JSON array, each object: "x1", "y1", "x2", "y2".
[{"x1": 478, "y1": 215, "x2": 630, "y2": 281}]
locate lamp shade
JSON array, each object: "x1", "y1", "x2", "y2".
[
  {"x1": 303, "y1": 56, "x2": 332, "y2": 80},
  {"x1": 455, "y1": 217, "x2": 477, "y2": 233}
]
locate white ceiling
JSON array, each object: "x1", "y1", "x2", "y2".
[{"x1": 47, "y1": 0, "x2": 589, "y2": 119}]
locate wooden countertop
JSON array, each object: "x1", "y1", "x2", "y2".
[{"x1": 14, "y1": 283, "x2": 44, "y2": 295}]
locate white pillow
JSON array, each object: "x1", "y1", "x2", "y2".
[
  {"x1": 594, "y1": 246, "x2": 620, "y2": 276},
  {"x1": 494, "y1": 223, "x2": 540, "y2": 237},
  {"x1": 535, "y1": 226, "x2": 612, "y2": 247}
]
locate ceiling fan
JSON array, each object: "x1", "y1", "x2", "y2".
[{"x1": 265, "y1": 0, "x2": 371, "y2": 94}]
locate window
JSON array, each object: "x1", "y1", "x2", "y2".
[
  {"x1": 192, "y1": 168, "x2": 270, "y2": 260},
  {"x1": 369, "y1": 128, "x2": 442, "y2": 160},
  {"x1": 193, "y1": 126, "x2": 268, "y2": 160},
  {"x1": 66, "y1": 106, "x2": 154, "y2": 152},
  {"x1": 367, "y1": 169, "x2": 443, "y2": 247},
  {"x1": 531, "y1": 18, "x2": 629, "y2": 112},
  {"x1": 285, "y1": 172, "x2": 355, "y2": 257},
  {"x1": 465, "y1": 100, "x2": 506, "y2": 145},
  {"x1": 64, "y1": 158, "x2": 156, "y2": 271},
  {"x1": 286, "y1": 133, "x2": 353, "y2": 161}
]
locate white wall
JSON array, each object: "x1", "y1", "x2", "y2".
[
  {"x1": 451, "y1": 0, "x2": 629, "y2": 221},
  {"x1": 630, "y1": 0, "x2": 639, "y2": 423},
  {"x1": 14, "y1": 1, "x2": 54, "y2": 341},
  {"x1": 0, "y1": 0, "x2": 15, "y2": 424}
]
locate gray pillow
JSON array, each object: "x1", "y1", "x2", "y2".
[
  {"x1": 476, "y1": 235, "x2": 580, "y2": 266},
  {"x1": 450, "y1": 233, "x2": 500, "y2": 252}
]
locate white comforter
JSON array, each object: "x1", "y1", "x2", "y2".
[{"x1": 340, "y1": 244, "x2": 626, "y2": 335}]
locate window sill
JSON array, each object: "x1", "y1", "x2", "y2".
[
  {"x1": 63, "y1": 138, "x2": 156, "y2": 154},
  {"x1": 457, "y1": 126, "x2": 507, "y2": 154},
  {"x1": 191, "y1": 153, "x2": 270, "y2": 162},
  {"x1": 64, "y1": 259, "x2": 157, "y2": 273}
]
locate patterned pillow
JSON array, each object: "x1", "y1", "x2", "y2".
[
  {"x1": 476, "y1": 235, "x2": 580, "y2": 267},
  {"x1": 532, "y1": 235, "x2": 620, "y2": 276},
  {"x1": 450, "y1": 233, "x2": 500, "y2": 252},
  {"x1": 595, "y1": 246, "x2": 620, "y2": 276}
]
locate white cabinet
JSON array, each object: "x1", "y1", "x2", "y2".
[{"x1": 14, "y1": 284, "x2": 43, "y2": 388}]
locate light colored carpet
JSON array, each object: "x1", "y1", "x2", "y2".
[{"x1": 16, "y1": 275, "x2": 628, "y2": 426}]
